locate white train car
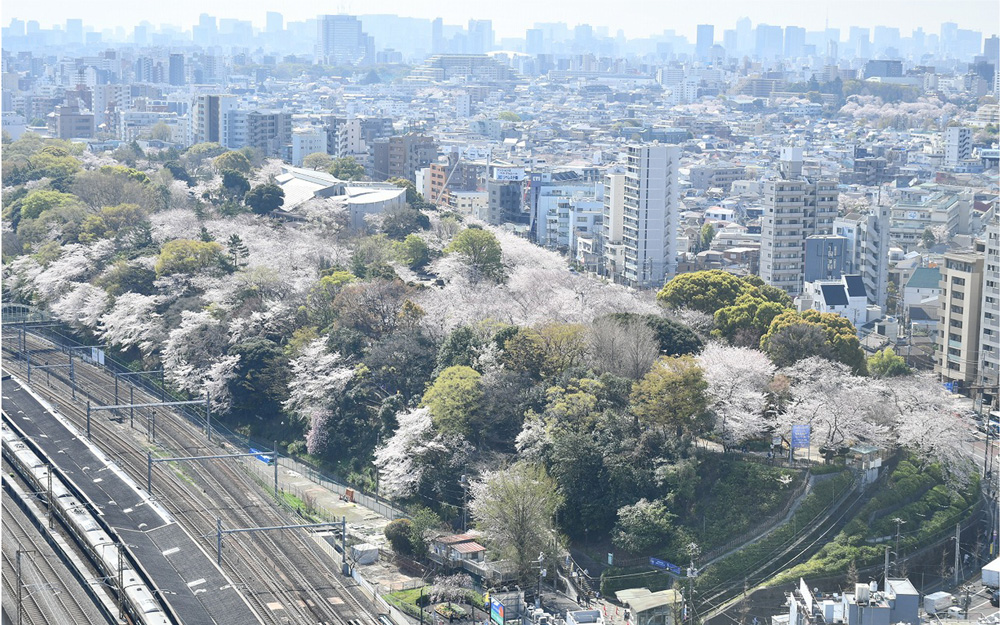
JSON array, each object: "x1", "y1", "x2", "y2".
[{"x1": 2, "y1": 420, "x2": 174, "y2": 625}]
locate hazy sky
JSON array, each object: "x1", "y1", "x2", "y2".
[{"x1": 5, "y1": 0, "x2": 998, "y2": 40}]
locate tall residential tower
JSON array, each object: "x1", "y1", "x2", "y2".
[{"x1": 621, "y1": 144, "x2": 679, "y2": 288}]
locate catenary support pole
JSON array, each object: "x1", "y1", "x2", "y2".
[
  {"x1": 147, "y1": 451, "x2": 153, "y2": 493},
  {"x1": 273, "y1": 441, "x2": 279, "y2": 496},
  {"x1": 86, "y1": 401, "x2": 91, "y2": 439}
]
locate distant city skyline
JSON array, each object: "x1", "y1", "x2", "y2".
[{"x1": 6, "y1": 0, "x2": 998, "y2": 41}]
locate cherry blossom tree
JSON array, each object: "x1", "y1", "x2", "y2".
[
  {"x1": 887, "y1": 374, "x2": 976, "y2": 483},
  {"x1": 162, "y1": 309, "x2": 231, "y2": 407},
  {"x1": 373, "y1": 407, "x2": 436, "y2": 499},
  {"x1": 697, "y1": 342, "x2": 775, "y2": 449},
  {"x1": 282, "y1": 337, "x2": 355, "y2": 421},
  {"x1": 775, "y1": 357, "x2": 892, "y2": 452},
  {"x1": 97, "y1": 293, "x2": 164, "y2": 356}
]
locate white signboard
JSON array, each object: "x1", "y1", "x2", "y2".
[{"x1": 493, "y1": 167, "x2": 525, "y2": 181}]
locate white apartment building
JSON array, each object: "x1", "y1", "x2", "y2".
[
  {"x1": 936, "y1": 248, "x2": 985, "y2": 392},
  {"x1": 292, "y1": 128, "x2": 328, "y2": 167},
  {"x1": 760, "y1": 147, "x2": 839, "y2": 296},
  {"x1": 834, "y1": 205, "x2": 891, "y2": 310},
  {"x1": 621, "y1": 144, "x2": 679, "y2": 288},
  {"x1": 190, "y1": 94, "x2": 237, "y2": 145},
  {"x1": 602, "y1": 172, "x2": 626, "y2": 282},
  {"x1": 979, "y1": 216, "x2": 1000, "y2": 401},
  {"x1": 943, "y1": 126, "x2": 972, "y2": 166}
]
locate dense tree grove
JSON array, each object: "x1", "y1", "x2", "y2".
[{"x1": 1, "y1": 134, "x2": 977, "y2": 574}]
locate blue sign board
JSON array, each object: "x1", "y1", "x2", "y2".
[
  {"x1": 790, "y1": 425, "x2": 811, "y2": 450},
  {"x1": 649, "y1": 557, "x2": 682, "y2": 575}
]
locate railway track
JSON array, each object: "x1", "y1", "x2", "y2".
[
  {"x1": 1, "y1": 462, "x2": 115, "y2": 625},
  {"x1": 3, "y1": 331, "x2": 378, "y2": 625}
]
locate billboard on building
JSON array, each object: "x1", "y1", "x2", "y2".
[{"x1": 493, "y1": 167, "x2": 525, "y2": 181}]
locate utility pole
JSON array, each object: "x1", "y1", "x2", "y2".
[
  {"x1": 460, "y1": 474, "x2": 469, "y2": 533},
  {"x1": 954, "y1": 522, "x2": 961, "y2": 587}
]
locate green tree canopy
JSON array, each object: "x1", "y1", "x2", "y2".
[
  {"x1": 396, "y1": 234, "x2": 431, "y2": 269},
  {"x1": 303, "y1": 152, "x2": 334, "y2": 171},
  {"x1": 699, "y1": 222, "x2": 716, "y2": 251},
  {"x1": 630, "y1": 355, "x2": 709, "y2": 436},
  {"x1": 329, "y1": 156, "x2": 366, "y2": 181},
  {"x1": 868, "y1": 347, "x2": 910, "y2": 378},
  {"x1": 18, "y1": 189, "x2": 80, "y2": 220},
  {"x1": 221, "y1": 170, "x2": 251, "y2": 200},
  {"x1": 213, "y1": 150, "x2": 252, "y2": 174},
  {"x1": 244, "y1": 183, "x2": 285, "y2": 214},
  {"x1": 658, "y1": 270, "x2": 749, "y2": 315},
  {"x1": 79, "y1": 203, "x2": 151, "y2": 247},
  {"x1": 761, "y1": 309, "x2": 867, "y2": 374},
  {"x1": 381, "y1": 206, "x2": 430, "y2": 240},
  {"x1": 497, "y1": 111, "x2": 522, "y2": 122},
  {"x1": 421, "y1": 365, "x2": 484, "y2": 438},
  {"x1": 713, "y1": 289, "x2": 789, "y2": 346},
  {"x1": 154, "y1": 239, "x2": 224, "y2": 276},
  {"x1": 446, "y1": 227, "x2": 505, "y2": 282},
  {"x1": 387, "y1": 177, "x2": 424, "y2": 204}
]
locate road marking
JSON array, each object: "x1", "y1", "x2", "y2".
[
  {"x1": 123, "y1": 508, "x2": 133, "y2": 514},
  {"x1": 187, "y1": 578, "x2": 206, "y2": 588},
  {"x1": 162, "y1": 547, "x2": 180, "y2": 556},
  {"x1": 93, "y1": 478, "x2": 103, "y2": 483}
]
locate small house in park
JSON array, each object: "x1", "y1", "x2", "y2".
[
  {"x1": 614, "y1": 588, "x2": 684, "y2": 625},
  {"x1": 428, "y1": 533, "x2": 487, "y2": 569}
]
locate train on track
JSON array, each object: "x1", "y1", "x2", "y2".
[{"x1": 2, "y1": 416, "x2": 173, "y2": 625}]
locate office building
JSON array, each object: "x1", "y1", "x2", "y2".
[
  {"x1": 317, "y1": 15, "x2": 372, "y2": 66},
  {"x1": 49, "y1": 102, "x2": 94, "y2": 139},
  {"x1": 621, "y1": 144, "x2": 680, "y2": 288},
  {"x1": 168, "y1": 53, "x2": 185, "y2": 86},
  {"x1": 696, "y1": 25, "x2": 714, "y2": 60},
  {"x1": 759, "y1": 148, "x2": 839, "y2": 296},
  {"x1": 467, "y1": 20, "x2": 494, "y2": 54},
  {"x1": 784, "y1": 26, "x2": 806, "y2": 58},
  {"x1": 372, "y1": 133, "x2": 437, "y2": 182},
  {"x1": 936, "y1": 246, "x2": 985, "y2": 392},
  {"x1": 266, "y1": 12, "x2": 283, "y2": 34}
]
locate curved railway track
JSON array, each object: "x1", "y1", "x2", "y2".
[{"x1": 3, "y1": 332, "x2": 379, "y2": 625}]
